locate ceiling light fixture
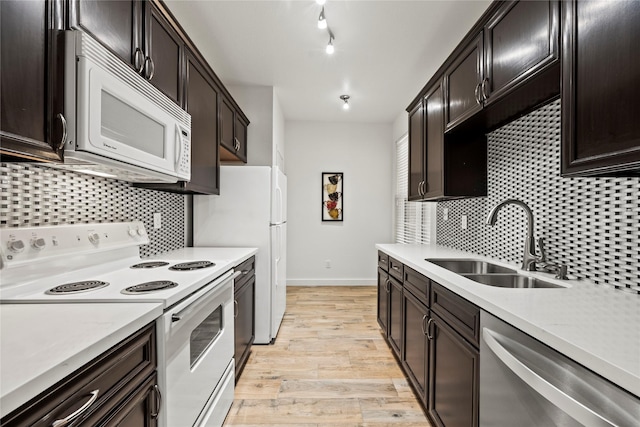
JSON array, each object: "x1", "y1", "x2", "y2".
[
  {"x1": 326, "y1": 34, "x2": 335, "y2": 54},
  {"x1": 316, "y1": 0, "x2": 326, "y2": 5},
  {"x1": 318, "y1": 7, "x2": 327, "y2": 29},
  {"x1": 340, "y1": 95, "x2": 350, "y2": 110}
]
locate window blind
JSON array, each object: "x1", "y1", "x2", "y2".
[{"x1": 395, "y1": 135, "x2": 434, "y2": 244}]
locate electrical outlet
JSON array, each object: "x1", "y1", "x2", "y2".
[
  {"x1": 153, "y1": 212, "x2": 162, "y2": 229},
  {"x1": 461, "y1": 215, "x2": 468, "y2": 230},
  {"x1": 443, "y1": 208, "x2": 449, "y2": 221},
  {"x1": 324, "y1": 259, "x2": 331, "y2": 269}
]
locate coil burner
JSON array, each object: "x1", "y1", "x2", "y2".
[
  {"x1": 46, "y1": 281, "x2": 109, "y2": 295},
  {"x1": 130, "y1": 261, "x2": 170, "y2": 269},
  {"x1": 121, "y1": 281, "x2": 178, "y2": 295},
  {"x1": 169, "y1": 261, "x2": 215, "y2": 271}
]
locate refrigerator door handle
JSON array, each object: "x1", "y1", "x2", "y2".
[
  {"x1": 275, "y1": 225, "x2": 281, "y2": 262},
  {"x1": 274, "y1": 186, "x2": 282, "y2": 224}
]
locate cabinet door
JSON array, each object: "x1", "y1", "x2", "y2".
[
  {"x1": 388, "y1": 276, "x2": 403, "y2": 359},
  {"x1": 235, "y1": 275, "x2": 255, "y2": 380},
  {"x1": 377, "y1": 268, "x2": 389, "y2": 334},
  {"x1": 183, "y1": 50, "x2": 220, "y2": 195},
  {"x1": 423, "y1": 81, "x2": 444, "y2": 199},
  {"x1": 146, "y1": 2, "x2": 183, "y2": 105},
  {"x1": 408, "y1": 100, "x2": 425, "y2": 200},
  {"x1": 402, "y1": 289, "x2": 429, "y2": 405},
  {"x1": 219, "y1": 96, "x2": 236, "y2": 160},
  {"x1": 445, "y1": 34, "x2": 484, "y2": 131},
  {"x1": 0, "y1": 0, "x2": 64, "y2": 162},
  {"x1": 562, "y1": 0, "x2": 640, "y2": 176},
  {"x1": 73, "y1": 0, "x2": 143, "y2": 70},
  {"x1": 233, "y1": 114, "x2": 249, "y2": 163},
  {"x1": 483, "y1": 0, "x2": 559, "y2": 105},
  {"x1": 428, "y1": 313, "x2": 479, "y2": 427}
]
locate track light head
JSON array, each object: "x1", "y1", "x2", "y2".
[
  {"x1": 340, "y1": 95, "x2": 350, "y2": 110},
  {"x1": 316, "y1": 0, "x2": 327, "y2": 5},
  {"x1": 318, "y1": 7, "x2": 327, "y2": 29},
  {"x1": 326, "y1": 35, "x2": 335, "y2": 54}
]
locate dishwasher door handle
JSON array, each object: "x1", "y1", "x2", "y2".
[{"x1": 482, "y1": 328, "x2": 617, "y2": 427}]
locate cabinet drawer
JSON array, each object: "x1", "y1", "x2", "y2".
[
  {"x1": 431, "y1": 282, "x2": 479, "y2": 347},
  {"x1": 388, "y1": 257, "x2": 404, "y2": 281},
  {"x1": 2, "y1": 324, "x2": 156, "y2": 427},
  {"x1": 234, "y1": 256, "x2": 255, "y2": 290},
  {"x1": 378, "y1": 251, "x2": 389, "y2": 271},
  {"x1": 403, "y1": 267, "x2": 430, "y2": 305}
]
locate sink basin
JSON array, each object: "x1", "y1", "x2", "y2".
[
  {"x1": 426, "y1": 258, "x2": 516, "y2": 275},
  {"x1": 462, "y1": 274, "x2": 564, "y2": 289}
]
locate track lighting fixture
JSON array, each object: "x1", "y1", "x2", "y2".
[
  {"x1": 340, "y1": 95, "x2": 350, "y2": 110},
  {"x1": 326, "y1": 34, "x2": 335, "y2": 54},
  {"x1": 316, "y1": 0, "x2": 326, "y2": 5},
  {"x1": 318, "y1": 7, "x2": 327, "y2": 29}
]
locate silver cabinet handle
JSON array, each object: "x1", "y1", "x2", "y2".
[
  {"x1": 474, "y1": 82, "x2": 482, "y2": 104},
  {"x1": 481, "y1": 77, "x2": 489, "y2": 101},
  {"x1": 150, "y1": 384, "x2": 162, "y2": 419},
  {"x1": 233, "y1": 137, "x2": 240, "y2": 151},
  {"x1": 234, "y1": 300, "x2": 239, "y2": 318},
  {"x1": 421, "y1": 314, "x2": 428, "y2": 335},
  {"x1": 52, "y1": 389, "x2": 99, "y2": 427},
  {"x1": 57, "y1": 113, "x2": 67, "y2": 150},
  {"x1": 385, "y1": 278, "x2": 391, "y2": 293},
  {"x1": 426, "y1": 318, "x2": 434, "y2": 340},
  {"x1": 144, "y1": 57, "x2": 155, "y2": 80},
  {"x1": 482, "y1": 328, "x2": 618, "y2": 426},
  {"x1": 134, "y1": 48, "x2": 144, "y2": 73}
]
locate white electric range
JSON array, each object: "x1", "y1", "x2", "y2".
[{"x1": 0, "y1": 221, "x2": 238, "y2": 427}]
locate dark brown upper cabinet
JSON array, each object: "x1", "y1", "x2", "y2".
[
  {"x1": 561, "y1": 0, "x2": 640, "y2": 176},
  {"x1": 444, "y1": 0, "x2": 560, "y2": 134},
  {"x1": 71, "y1": 0, "x2": 143, "y2": 72},
  {"x1": 0, "y1": 0, "x2": 66, "y2": 163},
  {"x1": 409, "y1": 79, "x2": 486, "y2": 201},
  {"x1": 408, "y1": 100, "x2": 425, "y2": 201},
  {"x1": 71, "y1": 0, "x2": 183, "y2": 105},
  {"x1": 444, "y1": 34, "x2": 484, "y2": 132},
  {"x1": 220, "y1": 96, "x2": 249, "y2": 163},
  {"x1": 146, "y1": 2, "x2": 183, "y2": 105}
]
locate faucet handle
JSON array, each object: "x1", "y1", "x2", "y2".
[{"x1": 537, "y1": 237, "x2": 546, "y2": 262}]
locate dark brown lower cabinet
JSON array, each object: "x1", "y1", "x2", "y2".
[
  {"x1": 1, "y1": 324, "x2": 158, "y2": 427},
  {"x1": 387, "y1": 275, "x2": 403, "y2": 359},
  {"x1": 377, "y1": 267, "x2": 389, "y2": 334},
  {"x1": 402, "y1": 289, "x2": 429, "y2": 405},
  {"x1": 235, "y1": 274, "x2": 255, "y2": 380},
  {"x1": 428, "y1": 312, "x2": 479, "y2": 427}
]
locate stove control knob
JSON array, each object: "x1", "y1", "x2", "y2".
[
  {"x1": 8, "y1": 240, "x2": 25, "y2": 253},
  {"x1": 128, "y1": 229, "x2": 137, "y2": 237},
  {"x1": 137, "y1": 227, "x2": 147, "y2": 236},
  {"x1": 88, "y1": 233, "x2": 100, "y2": 245},
  {"x1": 31, "y1": 237, "x2": 46, "y2": 251}
]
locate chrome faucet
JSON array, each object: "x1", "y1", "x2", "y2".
[{"x1": 486, "y1": 199, "x2": 545, "y2": 271}]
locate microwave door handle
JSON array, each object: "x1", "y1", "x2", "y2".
[{"x1": 175, "y1": 125, "x2": 182, "y2": 169}]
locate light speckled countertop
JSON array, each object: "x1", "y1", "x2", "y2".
[
  {"x1": 0, "y1": 302, "x2": 163, "y2": 418},
  {"x1": 376, "y1": 243, "x2": 640, "y2": 398}
]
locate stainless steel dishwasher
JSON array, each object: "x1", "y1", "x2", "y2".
[{"x1": 480, "y1": 311, "x2": 640, "y2": 426}]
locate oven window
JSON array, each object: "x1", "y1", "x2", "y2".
[
  {"x1": 101, "y1": 90, "x2": 165, "y2": 157},
  {"x1": 190, "y1": 304, "x2": 223, "y2": 367}
]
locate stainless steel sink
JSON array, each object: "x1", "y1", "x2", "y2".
[
  {"x1": 426, "y1": 258, "x2": 516, "y2": 275},
  {"x1": 462, "y1": 274, "x2": 564, "y2": 289}
]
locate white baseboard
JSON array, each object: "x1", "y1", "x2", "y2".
[{"x1": 286, "y1": 279, "x2": 376, "y2": 286}]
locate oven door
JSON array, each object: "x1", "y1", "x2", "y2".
[{"x1": 161, "y1": 270, "x2": 235, "y2": 427}]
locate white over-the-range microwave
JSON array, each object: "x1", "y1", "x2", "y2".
[{"x1": 50, "y1": 30, "x2": 191, "y2": 183}]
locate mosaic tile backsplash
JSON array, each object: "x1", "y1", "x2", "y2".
[
  {"x1": 436, "y1": 100, "x2": 640, "y2": 293},
  {"x1": 0, "y1": 163, "x2": 186, "y2": 257}
]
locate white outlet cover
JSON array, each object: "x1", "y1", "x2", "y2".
[
  {"x1": 153, "y1": 212, "x2": 162, "y2": 229},
  {"x1": 443, "y1": 208, "x2": 449, "y2": 221},
  {"x1": 461, "y1": 215, "x2": 468, "y2": 230}
]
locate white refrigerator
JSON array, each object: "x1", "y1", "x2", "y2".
[{"x1": 193, "y1": 166, "x2": 287, "y2": 344}]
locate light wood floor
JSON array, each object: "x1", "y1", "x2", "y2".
[{"x1": 223, "y1": 286, "x2": 434, "y2": 427}]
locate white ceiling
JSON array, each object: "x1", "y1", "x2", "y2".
[{"x1": 164, "y1": 0, "x2": 492, "y2": 123}]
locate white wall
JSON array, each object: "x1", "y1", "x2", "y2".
[
  {"x1": 285, "y1": 121, "x2": 393, "y2": 286},
  {"x1": 272, "y1": 92, "x2": 285, "y2": 172}
]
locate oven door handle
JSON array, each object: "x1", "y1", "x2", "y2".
[
  {"x1": 171, "y1": 270, "x2": 237, "y2": 323},
  {"x1": 483, "y1": 328, "x2": 617, "y2": 427}
]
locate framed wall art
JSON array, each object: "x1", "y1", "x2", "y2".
[{"x1": 322, "y1": 172, "x2": 343, "y2": 221}]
